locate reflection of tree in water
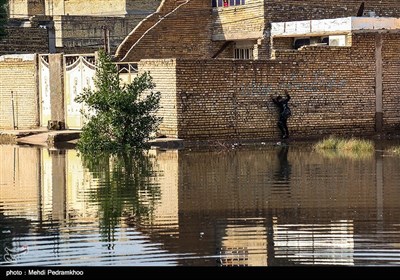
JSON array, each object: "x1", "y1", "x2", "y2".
[
  {"x1": 273, "y1": 144, "x2": 291, "y2": 182},
  {"x1": 0, "y1": 212, "x2": 30, "y2": 264},
  {"x1": 81, "y1": 151, "x2": 161, "y2": 247}
]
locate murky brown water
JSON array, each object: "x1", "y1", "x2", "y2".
[{"x1": 1, "y1": 141, "x2": 400, "y2": 266}]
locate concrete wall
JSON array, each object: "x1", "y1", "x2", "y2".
[
  {"x1": 140, "y1": 32, "x2": 400, "y2": 141},
  {"x1": 0, "y1": 54, "x2": 39, "y2": 129},
  {"x1": 48, "y1": 54, "x2": 64, "y2": 124}
]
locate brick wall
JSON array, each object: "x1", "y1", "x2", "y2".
[
  {"x1": 0, "y1": 26, "x2": 49, "y2": 55},
  {"x1": 0, "y1": 54, "x2": 39, "y2": 129},
  {"x1": 118, "y1": 0, "x2": 222, "y2": 62},
  {"x1": 264, "y1": 0, "x2": 400, "y2": 23},
  {"x1": 9, "y1": 0, "x2": 45, "y2": 18},
  {"x1": 260, "y1": 0, "x2": 400, "y2": 58},
  {"x1": 138, "y1": 59, "x2": 178, "y2": 137},
  {"x1": 54, "y1": 15, "x2": 155, "y2": 54},
  {"x1": 142, "y1": 32, "x2": 398, "y2": 141},
  {"x1": 118, "y1": 0, "x2": 400, "y2": 61},
  {"x1": 382, "y1": 32, "x2": 400, "y2": 131},
  {"x1": 212, "y1": 0, "x2": 264, "y2": 41},
  {"x1": 126, "y1": 0, "x2": 162, "y2": 14}
]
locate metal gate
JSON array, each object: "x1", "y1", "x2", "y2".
[
  {"x1": 39, "y1": 55, "x2": 51, "y2": 127},
  {"x1": 64, "y1": 55, "x2": 96, "y2": 129}
]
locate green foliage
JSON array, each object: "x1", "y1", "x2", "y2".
[
  {"x1": 0, "y1": 0, "x2": 8, "y2": 38},
  {"x1": 388, "y1": 146, "x2": 400, "y2": 155},
  {"x1": 80, "y1": 150, "x2": 161, "y2": 244},
  {"x1": 75, "y1": 50, "x2": 162, "y2": 153}
]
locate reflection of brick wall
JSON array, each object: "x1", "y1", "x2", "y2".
[
  {"x1": 0, "y1": 54, "x2": 39, "y2": 129},
  {"x1": 0, "y1": 145, "x2": 40, "y2": 219},
  {"x1": 142, "y1": 33, "x2": 400, "y2": 140},
  {"x1": 177, "y1": 146, "x2": 378, "y2": 212}
]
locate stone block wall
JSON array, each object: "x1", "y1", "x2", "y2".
[{"x1": 0, "y1": 54, "x2": 39, "y2": 129}]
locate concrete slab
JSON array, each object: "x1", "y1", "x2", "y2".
[{"x1": 1, "y1": 129, "x2": 184, "y2": 150}]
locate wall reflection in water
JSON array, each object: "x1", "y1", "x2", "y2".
[{"x1": 1, "y1": 143, "x2": 400, "y2": 266}]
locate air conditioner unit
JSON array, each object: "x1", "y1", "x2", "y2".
[{"x1": 329, "y1": 35, "x2": 346, "y2": 46}]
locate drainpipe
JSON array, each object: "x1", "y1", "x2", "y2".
[{"x1": 375, "y1": 33, "x2": 383, "y2": 132}]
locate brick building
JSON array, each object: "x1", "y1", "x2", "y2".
[
  {"x1": 2, "y1": 0, "x2": 161, "y2": 54},
  {"x1": 116, "y1": 0, "x2": 400, "y2": 61},
  {"x1": 115, "y1": 0, "x2": 400, "y2": 141}
]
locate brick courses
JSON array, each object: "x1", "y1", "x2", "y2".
[
  {"x1": 0, "y1": 26, "x2": 49, "y2": 55},
  {"x1": 140, "y1": 32, "x2": 400, "y2": 141},
  {"x1": 0, "y1": 55, "x2": 39, "y2": 129}
]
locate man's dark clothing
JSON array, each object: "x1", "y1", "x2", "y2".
[{"x1": 272, "y1": 94, "x2": 291, "y2": 139}]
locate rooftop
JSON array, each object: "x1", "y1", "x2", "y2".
[{"x1": 271, "y1": 17, "x2": 400, "y2": 37}]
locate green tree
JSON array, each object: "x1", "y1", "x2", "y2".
[
  {"x1": 0, "y1": 0, "x2": 8, "y2": 38},
  {"x1": 75, "y1": 50, "x2": 162, "y2": 153}
]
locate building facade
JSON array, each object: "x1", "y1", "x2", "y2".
[
  {"x1": 116, "y1": 0, "x2": 400, "y2": 61},
  {"x1": 3, "y1": 0, "x2": 162, "y2": 54}
]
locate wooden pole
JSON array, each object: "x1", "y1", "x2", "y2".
[{"x1": 11, "y1": 91, "x2": 16, "y2": 129}]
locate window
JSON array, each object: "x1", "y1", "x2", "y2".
[
  {"x1": 294, "y1": 38, "x2": 310, "y2": 49},
  {"x1": 212, "y1": 0, "x2": 245, "y2": 8},
  {"x1": 234, "y1": 48, "x2": 253, "y2": 60}
]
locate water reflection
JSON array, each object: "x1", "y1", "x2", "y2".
[
  {"x1": 80, "y1": 152, "x2": 161, "y2": 247},
  {"x1": 273, "y1": 144, "x2": 291, "y2": 182},
  {"x1": 1, "y1": 143, "x2": 400, "y2": 266}
]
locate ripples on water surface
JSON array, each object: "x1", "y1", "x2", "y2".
[{"x1": 1, "y1": 142, "x2": 400, "y2": 266}]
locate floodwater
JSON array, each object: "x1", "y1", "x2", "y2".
[{"x1": 1, "y1": 141, "x2": 400, "y2": 267}]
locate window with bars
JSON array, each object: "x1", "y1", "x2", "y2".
[
  {"x1": 234, "y1": 48, "x2": 253, "y2": 60},
  {"x1": 212, "y1": 0, "x2": 246, "y2": 8}
]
